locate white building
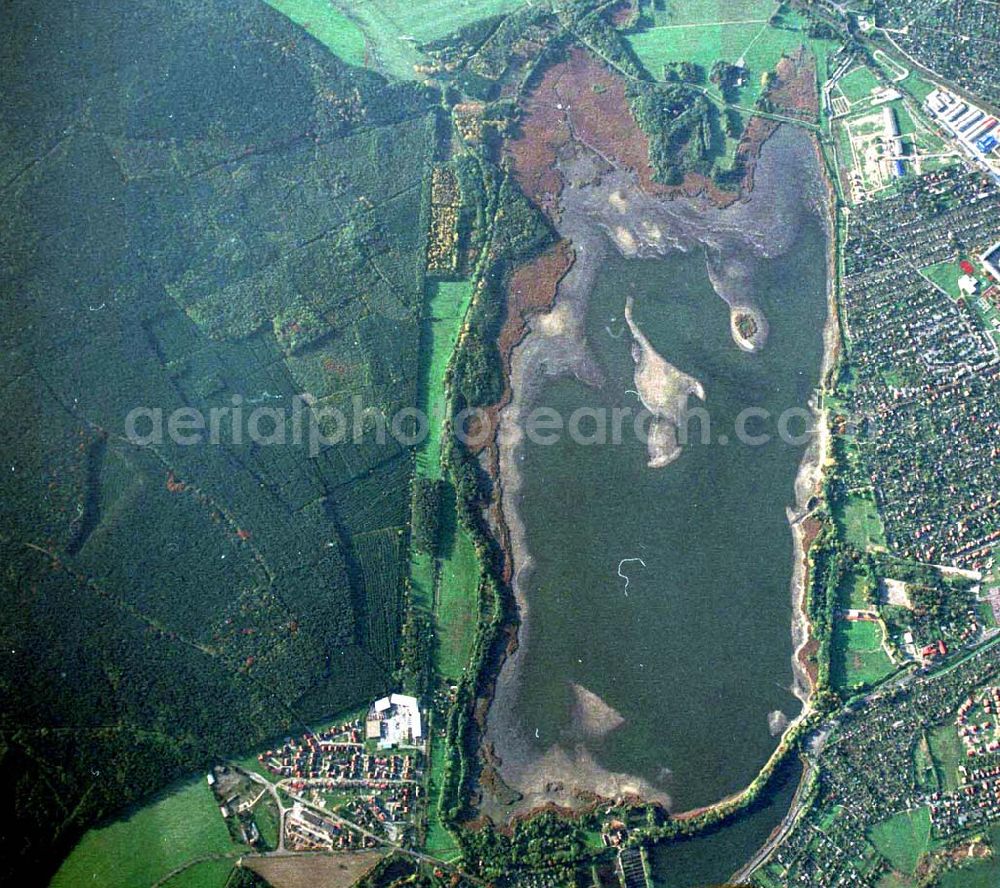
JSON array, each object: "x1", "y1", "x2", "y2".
[
  {"x1": 923, "y1": 87, "x2": 1000, "y2": 180},
  {"x1": 365, "y1": 693, "x2": 422, "y2": 748},
  {"x1": 982, "y1": 241, "x2": 1000, "y2": 282}
]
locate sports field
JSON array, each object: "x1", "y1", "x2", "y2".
[
  {"x1": 831, "y1": 619, "x2": 896, "y2": 689},
  {"x1": 868, "y1": 806, "x2": 933, "y2": 876},
  {"x1": 53, "y1": 778, "x2": 237, "y2": 888}
]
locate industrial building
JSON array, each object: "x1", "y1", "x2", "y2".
[
  {"x1": 983, "y1": 241, "x2": 1000, "y2": 283},
  {"x1": 923, "y1": 87, "x2": 1000, "y2": 180},
  {"x1": 365, "y1": 694, "x2": 423, "y2": 748},
  {"x1": 883, "y1": 106, "x2": 905, "y2": 178}
]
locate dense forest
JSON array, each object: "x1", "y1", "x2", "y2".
[{"x1": 0, "y1": 0, "x2": 439, "y2": 880}]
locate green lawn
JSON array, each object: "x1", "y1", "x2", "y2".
[
  {"x1": 868, "y1": 806, "x2": 933, "y2": 876},
  {"x1": 836, "y1": 490, "x2": 887, "y2": 551},
  {"x1": 436, "y1": 519, "x2": 480, "y2": 681},
  {"x1": 253, "y1": 798, "x2": 281, "y2": 851},
  {"x1": 626, "y1": 5, "x2": 835, "y2": 112},
  {"x1": 410, "y1": 279, "x2": 477, "y2": 670},
  {"x1": 162, "y1": 858, "x2": 238, "y2": 888},
  {"x1": 898, "y1": 70, "x2": 938, "y2": 103},
  {"x1": 642, "y1": 0, "x2": 778, "y2": 27},
  {"x1": 840, "y1": 570, "x2": 875, "y2": 610},
  {"x1": 921, "y1": 259, "x2": 965, "y2": 299},
  {"x1": 329, "y1": 0, "x2": 526, "y2": 79},
  {"x1": 264, "y1": 0, "x2": 367, "y2": 66},
  {"x1": 411, "y1": 282, "x2": 479, "y2": 679},
  {"x1": 417, "y1": 281, "x2": 474, "y2": 481},
  {"x1": 53, "y1": 778, "x2": 238, "y2": 888},
  {"x1": 424, "y1": 733, "x2": 461, "y2": 860},
  {"x1": 837, "y1": 65, "x2": 881, "y2": 104},
  {"x1": 928, "y1": 723, "x2": 964, "y2": 793},
  {"x1": 831, "y1": 619, "x2": 896, "y2": 690}
]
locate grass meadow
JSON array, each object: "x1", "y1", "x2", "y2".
[
  {"x1": 263, "y1": 0, "x2": 367, "y2": 65},
  {"x1": 831, "y1": 619, "x2": 896, "y2": 689},
  {"x1": 53, "y1": 778, "x2": 237, "y2": 888},
  {"x1": 867, "y1": 806, "x2": 933, "y2": 876}
]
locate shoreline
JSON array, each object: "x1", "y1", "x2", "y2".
[
  {"x1": 480, "y1": 125, "x2": 837, "y2": 820},
  {"x1": 787, "y1": 132, "x2": 841, "y2": 708}
]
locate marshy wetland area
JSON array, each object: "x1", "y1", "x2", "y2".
[{"x1": 483, "y1": 125, "x2": 836, "y2": 819}]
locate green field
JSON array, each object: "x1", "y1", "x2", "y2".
[
  {"x1": 626, "y1": 3, "x2": 833, "y2": 111},
  {"x1": 417, "y1": 281, "x2": 474, "y2": 481},
  {"x1": 837, "y1": 65, "x2": 881, "y2": 104},
  {"x1": 424, "y1": 733, "x2": 461, "y2": 860},
  {"x1": 329, "y1": 0, "x2": 526, "y2": 79},
  {"x1": 840, "y1": 570, "x2": 875, "y2": 610},
  {"x1": 263, "y1": 0, "x2": 367, "y2": 65},
  {"x1": 53, "y1": 778, "x2": 238, "y2": 888},
  {"x1": 437, "y1": 520, "x2": 481, "y2": 680},
  {"x1": 410, "y1": 280, "x2": 478, "y2": 673},
  {"x1": 831, "y1": 619, "x2": 896, "y2": 689},
  {"x1": 162, "y1": 858, "x2": 238, "y2": 887},
  {"x1": 928, "y1": 723, "x2": 964, "y2": 793},
  {"x1": 868, "y1": 806, "x2": 933, "y2": 876},
  {"x1": 836, "y1": 490, "x2": 887, "y2": 551},
  {"x1": 922, "y1": 259, "x2": 968, "y2": 299}
]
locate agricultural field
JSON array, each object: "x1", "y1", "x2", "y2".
[
  {"x1": 247, "y1": 851, "x2": 386, "y2": 888},
  {"x1": 831, "y1": 618, "x2": 897, "y2": 690},
  {"x1": 868, "y1": 806, "x2": 934, "y2": 876},
  {"x1": 52, "y1": 778, "x2": 238, "y2": 888}
]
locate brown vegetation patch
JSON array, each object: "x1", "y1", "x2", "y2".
[
  {"x1": 506, "y1": 48, "x2": 665, "y2": 211},
  {"x1": 770, "y1": 49, "x2": 820, "y2": 119},
  {"x1": 797, "y1": 515, "x2": 824, "y2": 690},
  {"x1": 245, "y1": 851, "x2": 384, "y2": 888},
  {"x1": 551, "y1": 49, "x2": 668, "y2": 196},
  {"x1": 469, "y1": 238, "x2": 573, "y2": 460},
  {"x1": 500, "y1": 239, "x2": 575, "y2": 371},
  {"x1": 798, "y1": 636, "x2": 821, "y2": 689},
  {"x1": 610, "y1": 1, "x2": 637, "y2": 29},
  {"x1": 734, "y1": 49, "x2": 820, "y2": 196}
]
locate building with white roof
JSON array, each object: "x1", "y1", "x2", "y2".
[{"x1": 365, "y1": 693, "x2": 422, "y2": 748}]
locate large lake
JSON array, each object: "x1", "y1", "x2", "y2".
[{"x1": 511, "y1": 210, "x2": 828, "y2": 811}]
